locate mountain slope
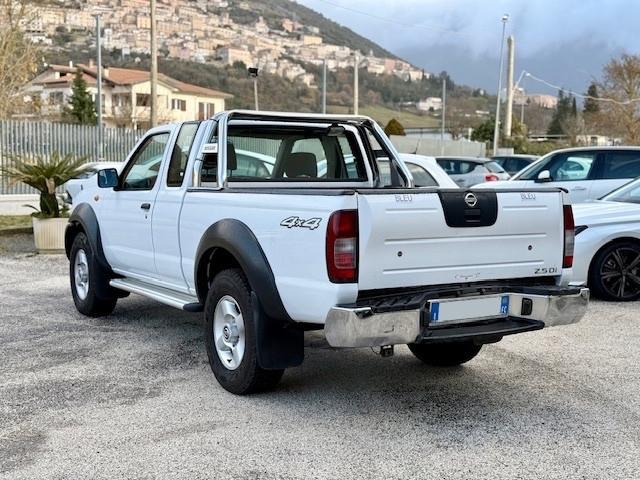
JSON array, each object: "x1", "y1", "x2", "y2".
[{"x1": 226, "y1": 0, "x2": 397, "y2": 58}]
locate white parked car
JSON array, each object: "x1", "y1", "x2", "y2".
[
  {"x1": 476, "y1": 147, "x2": 640, "y2": 203},
  {"x1": 436, "y1": 157, "x2": 510, "y2": 187},
  {"x1": 65, "y1": 162, "x2": 124, "y2": 204},
  {"x1": 383, "y1": 154, "x2": 458, "y2": 188},
  {"x1": 65, "y1": 111, "x2": 588, "y2": 395},
  {"x1": 572, "y1": 178, "x2": 640, "y2": 301}
]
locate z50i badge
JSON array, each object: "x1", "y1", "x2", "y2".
[{"x1": 280, "y1": 216, "x2": 322, "y2": 230}]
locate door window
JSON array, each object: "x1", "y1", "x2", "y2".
[
  {"x1": 167, "y1": 123, "x2": 200, "y2": 187},
  {"x1": 120, "y1": 132, "x2": 170, "y2": 190},
  {"x1": 601, "y1": 151, "x2": 640, "y2": 179},
  {"x1": 521, "y1": 152, "x2": 596, "y2": 181}
]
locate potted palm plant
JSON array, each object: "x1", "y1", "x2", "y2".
[{"x1": 1, "y1": 152, "x2": 87, "y2": 253}]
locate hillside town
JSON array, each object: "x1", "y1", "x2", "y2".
[{"x1": 24, "y1": 0, "x2": 427, "y2": 88}]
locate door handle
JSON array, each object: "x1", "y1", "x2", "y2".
[
  {"x1": 571, "y1": 186, "x2": 587, "y2": 191},
  {"x1": 140, "y1": 203, "x2": 151, "y2": 210}
]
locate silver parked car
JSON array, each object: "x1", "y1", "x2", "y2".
[{"x1": 436, "y1": 156, "x2": 510, "y2": 187}]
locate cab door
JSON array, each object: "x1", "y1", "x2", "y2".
[
  {"x1": 98, "y1": 128, "x2": 173, "y2": 278},
  {"x1": 537, "y1": 151, "x2": 599, "y2": 202},
  {"x1": 151, "y1": 122, "x2": 203, "y2": 291}
]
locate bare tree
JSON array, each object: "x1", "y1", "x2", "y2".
[
  {"x1": 598, "y1": 54, "x2": 640, "y2": 144},
  {"x1": 0, "y1": 0, "x2": 40, "y2": 118},
  {"x1": 561, "y1": 114, "x2": 586, "y2": 147}
]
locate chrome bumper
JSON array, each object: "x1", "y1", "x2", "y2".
[{"x1": 325, "y1": 288, "x2": 590, "y2": 348}]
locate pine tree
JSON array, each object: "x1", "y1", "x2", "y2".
[
  {"x1": 583, "y1": 82, "x2": 600, "y2": 113},
  {"x1": 63, "y1": 68, "x2": 97, "y2": 125},
  {"x1": 571, "y1": 96, "x2": 578, "y2": 117},
  {"x1": 547, "y1": 90, "x2": 573, "y2": 135}
]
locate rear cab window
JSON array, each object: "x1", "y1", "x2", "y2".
[{"x1": 221, "y1": 123, "x2": 370, "y2": 184}]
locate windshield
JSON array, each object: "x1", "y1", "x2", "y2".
[
  {"x1": 602, "y1": 178, "x2": 640, "y2": 204},
  {"x1": 511, "y1": 153, "x2": 552, "y2": 180}
]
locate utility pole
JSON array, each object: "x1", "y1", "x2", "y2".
[
  {"x1": 322, "y1": 58, "x2": 327, "y2": 114},
  {"x1": 248, "y1": 67, "x2": 259, "y2": 110},
  {"x1": 441, "y1": 77, "x2": 446, "y2": 156},
  {"x1": 504, "y1": 35, "x2": 515, "y2": 138},
  {"x1": 150, "y1": 0, "x2": 158, "y2": 127},
  {"x1": 492, "y1": 14, "x2": 509, "y2": 155},
  {"x1": 95, "y1": 15, "x2": 103, "y2": 159},
  {"x1": 353, "y1": 51, "x2": 359, "y2": 115}
]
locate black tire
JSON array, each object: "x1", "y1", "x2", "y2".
[
  {"x1": 204, "y1": 268, "x2": 284, "y2": 395},
  {"x1": 408, "y1": 341, "x2": 482, "y2": 367},
  {"x1": 69, "y1": 232, "x2": 117, "y2": 317},
  {"x1": 589, "y1": 240, "x2": 640, "y2": 302}
]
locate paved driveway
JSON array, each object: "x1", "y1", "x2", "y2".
[{"x1": 1, "y1": 245, "x2": 639, "y2": 479}]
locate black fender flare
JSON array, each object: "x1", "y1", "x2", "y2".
[
  {"x1": 195, "y1": 219, "x2": 303, "y2": 369},
  {"x1": 66, "y1": 203, "x2": 124, "y2": 298}
]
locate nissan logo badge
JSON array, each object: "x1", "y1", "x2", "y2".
[{"x1": 464, "y1": 192, "x2": 478, "y2": 208}]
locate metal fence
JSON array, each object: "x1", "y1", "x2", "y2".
[
  {"x1": 390, "y1": 135, "x2": 487, "y2": 158},
  {"x1": 0, "y1": 120, "x2": 139, "y2": 194}
]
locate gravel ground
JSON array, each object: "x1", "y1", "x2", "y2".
[{"x1": 1, "y1": 237, "x2": 639, "y2": 479}]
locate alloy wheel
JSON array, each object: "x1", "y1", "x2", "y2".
[{"x1": 599, "y1": 247, "x2": 640, "y2": 300}]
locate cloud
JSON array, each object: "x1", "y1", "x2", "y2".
[{"x1": 301, "y1": 0, "x2": 640, "y2": 57}]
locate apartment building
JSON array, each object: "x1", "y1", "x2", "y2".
[{"x1": 22, "y1": 63, "x2": 232, "y2": 129}]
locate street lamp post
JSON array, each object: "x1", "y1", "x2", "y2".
[
  {"x1": 492, "y1": 14, "x2": 509, "y2": 155},
  {"x1": 150, "y1": 0, "x2": 158, "y2": 127},
  {"x1": 353, "y1": 51, "x2": 359, "y2": 115},
  {"x1": 95, "y1": 15, "x2": 103, "y2": 159},
  {"x1": 322, "y1": 58, "x2": 327, "y2": 114}
]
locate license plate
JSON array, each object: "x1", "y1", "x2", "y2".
[{"x1": 429, "y1": 295, "x2": 510, "y2": 325}]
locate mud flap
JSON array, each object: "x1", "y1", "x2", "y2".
[{"x1": 251, "y1": 292, "x2": 304, "y2": 369}]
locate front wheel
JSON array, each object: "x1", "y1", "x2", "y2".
[
  {"x1": 408, "y1": 341, "x2": 482, "y2": 367},
  {"x1": 69, "y1": 232, "x2": 117, "y2": 317},
  {"x1": 204, "y1": 268, "x2": 284, "y2": 395}
]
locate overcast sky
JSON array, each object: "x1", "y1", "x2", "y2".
[{"x1": 298, "y1": 0, "x2": 639, "y2": 95}]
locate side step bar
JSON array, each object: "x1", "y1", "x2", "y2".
[{"x1": 110, "y1": 278, "x2": 203, "y2": 312}]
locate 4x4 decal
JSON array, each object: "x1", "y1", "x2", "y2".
[{"x1": 280, "y1": 216, "x2": 322, "y2": 230}]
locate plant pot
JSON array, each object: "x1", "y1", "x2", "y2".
[{"x1": 32, "y1": 217, "x2": 68, "y2": 253}]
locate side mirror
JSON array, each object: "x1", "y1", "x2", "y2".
[
  {"x1": 97, "y1": 168, "x2": 119, "y2": 188},
  {"x1": 536, "y1": 170, "x2": 552, "y2": 183}
]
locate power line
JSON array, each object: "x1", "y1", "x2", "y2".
[
  {"x1": 523, "y1": 71, "x2": 640, "y2": 106},
  {"x1": 310, "y1": 0, "x2": 475, "y2": 38}
]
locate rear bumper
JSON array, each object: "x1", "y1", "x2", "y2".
[{"x1": 324, "y1": 287, "x2": 589, "y2": 348}]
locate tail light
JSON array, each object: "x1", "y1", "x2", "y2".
[
  {"x1": 563, "y1": 205, "x2": 575, "y2": 268},
  {"x1": 326, "y1": 210, "x2": 358, "y2": 283},
  {"x1": 485, "y1": 173, "x2": 499, "y2": 182}
]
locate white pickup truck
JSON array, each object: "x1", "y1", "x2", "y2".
[{"x1": 66, "y1": 111, "x2": 589, "y2": 394}]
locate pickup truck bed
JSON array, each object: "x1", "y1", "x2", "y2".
[{"x1": 65, "y1": 110, "x2": 589, "y2": 395}]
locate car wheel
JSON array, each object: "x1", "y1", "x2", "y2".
[
  {"x1": 589, "y1": 241, "x2": 640, "y2": 301},
  {"x1": 408, "y1": 341, "x2": 482, "y2": 367},
  {"x1": 204, "y1": 268, "x2": 284, "y2": 395},
  {"x1": 69, "y1": 232, "x2": 117, "y2": 317}
]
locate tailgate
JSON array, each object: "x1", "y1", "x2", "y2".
[{"x1": 357, "y1": 190, "x2": 564, "y2": 290}]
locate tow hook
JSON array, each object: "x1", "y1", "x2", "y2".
[{"x1": 380, "y1": 345, "x2": 394, "y2": 358}]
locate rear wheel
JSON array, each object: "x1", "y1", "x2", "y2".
[
  {"x1": 408, "y1": 341, "x2": 482, "y2": 367},
  {"x1": 204, "y1": 268, "x2": 284, "y2": 394},
  {"x1": 589, "y1": 241, "x2": 640, "y2": 301},
  {"x1": 69, "y1": 232, "x2": 117, "y2": 317}
]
